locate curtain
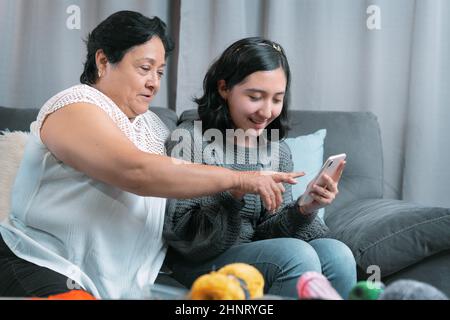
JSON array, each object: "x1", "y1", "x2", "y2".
[
  {"x1": 0, "y1": 0, "x2": 177, "y2": 109},
  {"x1": 176, "y1": 0, "x2": 450, "y2": 207},
  {"x1": 1, "y1": 0, "x2": 449, "y2": 207},
  {"x1": 402, "y1": 0, "x2": 450, "y2": 207}
]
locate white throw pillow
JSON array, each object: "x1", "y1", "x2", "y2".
[
  {"x1": 285, "y1": 129, "x2": 327, "y2": 222},
  {"x1": 0, "y1": 131, "x2": 30, "y2": 222}
]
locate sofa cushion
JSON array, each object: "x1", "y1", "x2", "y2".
[
  {"x1": 326, "y1": 198, "x2": 450, "y2": 277},
  {"x1": 0, "y1": 131, "x2": 30, "y2": 221},
  {"x1": 285, "y1": 129, "x2": 327, "y2": 221}
]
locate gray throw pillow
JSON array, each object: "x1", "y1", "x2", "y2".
[{"x1": 325, "y1": 199, "x2": 450, "y2": 277}]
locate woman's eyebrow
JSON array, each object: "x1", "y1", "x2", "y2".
[
  {"x1": 136, "y1": 57, "x2": 166, "y2": 68},
  {"x1": 244, "y1": 88, "x2": 285, "y2": 95}
]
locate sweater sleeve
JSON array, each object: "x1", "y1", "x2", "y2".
[
  {"x1": 163, "y1": 121, "x2": 244, "y2": 262},
  {"x1": 163, "y1": 192, "x2": 244, "y2": 262},
  {"x1": 254, "y1": 142, "x2": 329, "y2": 241}
]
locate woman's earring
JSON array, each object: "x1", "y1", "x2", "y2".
[{"x1": 98, "y1": 70, "x2": 102, "y2": 78}]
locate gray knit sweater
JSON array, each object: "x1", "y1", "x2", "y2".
[{"x1": 163, "y1": 119, "x2": 329, "y2": 263}]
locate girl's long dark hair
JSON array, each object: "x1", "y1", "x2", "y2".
[{"x1": 195, "y1": 37, "x2": 291, "y2": 140}]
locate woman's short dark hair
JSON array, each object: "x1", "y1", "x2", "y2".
[
  {"x1": 196, "y1": 37, "x2": 291, "y2": 140},
  {"x1": 80, "y1": 11, "x2": 174, "y2": 85}
]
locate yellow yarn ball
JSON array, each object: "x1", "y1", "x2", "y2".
[
  {"x1": 218, "y1": 263, "x2": 265, "y2": 299},
  {"x1": 189, "y1": 272, "x2": 246, "y2": 300}
]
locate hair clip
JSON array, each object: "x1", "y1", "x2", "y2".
[{"x1": 272, "y1": 43, "x2": 282, "y2": 53}]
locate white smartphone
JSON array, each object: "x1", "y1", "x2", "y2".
[{"x1": 299, "y1": 153, "x2": 347, "y2": 206}]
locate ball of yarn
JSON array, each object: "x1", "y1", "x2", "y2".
[
  {"x1": 348, "y1": 281, "x2": 385, "y2": 300},
  {"x1": 297, "y1": 271, "x2": 343, "y2": 300},
  {"x1": 190, "y1": 272, "x2": 246, "y2": 300},
  {"x1": 378, "y1": 279, "x2": 448, "y2": 300},
  {"x1": 189, "y1": 263, "x2": 265, "y2": 300},
  {"x1": 32, "y1": 290, "x2": 97, "y2": 300},
  {"x1": 218, "y1": 263, "x2": 264, "y2": 299}
]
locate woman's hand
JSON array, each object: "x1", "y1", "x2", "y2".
[
  {"x1": 231, "y1": 171, "x2": 305, "y2": 213},
  {"x1": 299, "y1": 161, "x2": 346, "y2": 215}
]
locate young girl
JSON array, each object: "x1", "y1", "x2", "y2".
[{"x1": 164, "y1": 37, "x2": 356, "y2": 299}]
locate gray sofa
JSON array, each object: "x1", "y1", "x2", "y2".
[{"x1": 1, "y1": 105, "x2": 449, "y2": 296}]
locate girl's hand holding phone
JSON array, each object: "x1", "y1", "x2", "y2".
[{"x1": 298, "y1": 158, "x2": 346, "y2": 215}]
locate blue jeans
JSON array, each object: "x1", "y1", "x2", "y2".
[{"x1": 169, "y1": 238, "x2": 357, "y2": 299}]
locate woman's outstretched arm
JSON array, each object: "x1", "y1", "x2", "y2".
[{"x1": 40, "y1": 103, "x2": 299, "y2": 210}]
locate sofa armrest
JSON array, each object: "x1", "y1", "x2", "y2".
[{"x1": 325, "y1": 198, "x2": 450, "y2": 277}]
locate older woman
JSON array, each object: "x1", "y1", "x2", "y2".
[{"x1": 0, "y1": 12, "x2": 299, "y2": 299}]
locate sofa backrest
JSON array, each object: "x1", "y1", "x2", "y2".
[
  {"x1": 287, "y1": 110, "x2": 383, "y2": 216},
  {"x1": 0, "y1": 105, "x2": 383, "y2": 217},
  {"x1": 0, "y1": 106, "x2": 178, "y2": 133},
  {"x1": 0, "y1": 106, "x2": 39, "y2": 132},
  {"x1": 178, "y1": 109, "x2": 384, "y2": 217}
]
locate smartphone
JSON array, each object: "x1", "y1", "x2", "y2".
[{"x1": 299, "y1": 153, "x2": 347, "y2": 206}]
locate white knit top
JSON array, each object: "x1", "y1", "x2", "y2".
[{"x1": 0, "y1": 84, "x2": 170, "y2": 298}]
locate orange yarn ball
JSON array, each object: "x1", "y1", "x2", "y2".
[{"x1": 31, "y1": 290, "x2": 97, "y2": 300}]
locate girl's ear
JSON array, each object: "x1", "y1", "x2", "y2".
[{"x1": 217, "y1": 80, "x2": 229, "y2": 100}]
